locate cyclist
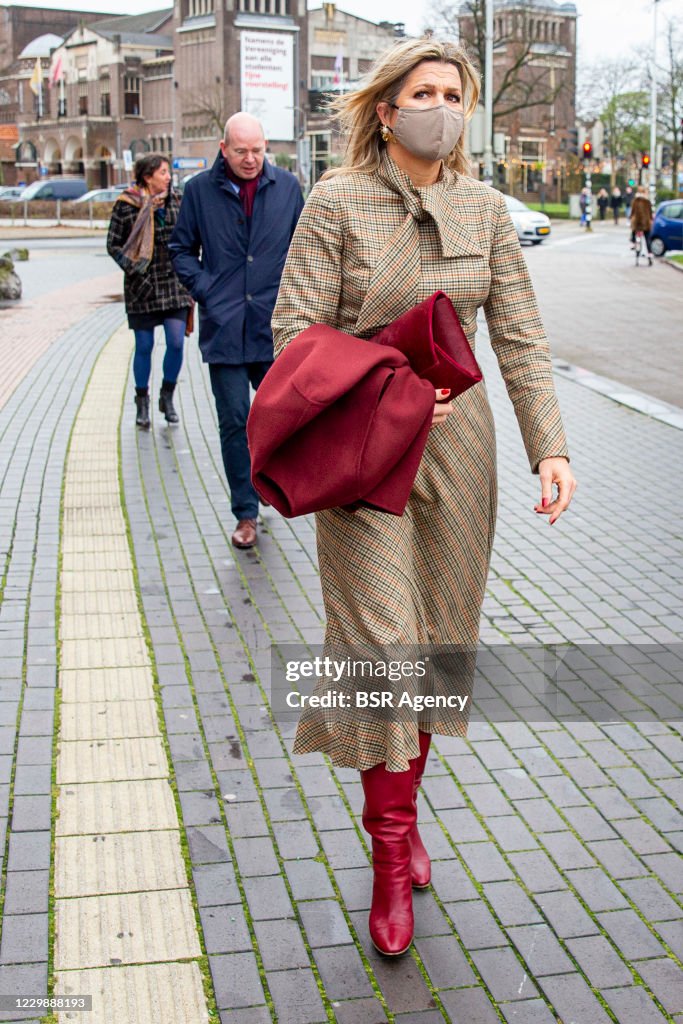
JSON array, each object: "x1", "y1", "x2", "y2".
[{"x1": 630, "y1": 185, "x2": 654, "y2": 265}]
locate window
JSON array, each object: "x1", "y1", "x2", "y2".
[
  {"x1": 99, "y1": 76, "x2": 110, "y2": 116},
  {"x1": 78, "y1": 82, "x2": 88, "y2": 116},
  {"x1": 124, "y1": 75, "x2": 141, "y2": 116},
  {"x1": 187, "y1": 0, "x2": 214, "y2": 15},
  {"x1": 238, "y1": 0, "x2": 291, "y2": 13}
]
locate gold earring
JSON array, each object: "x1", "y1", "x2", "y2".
[{"x1": 380, "y1": 123, "x2": 393, "y2": 143}]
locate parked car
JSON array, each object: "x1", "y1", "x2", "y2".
[
  {"x1": 503, "y1": 194, "x2": 552, "y2": 244},
  {"x1": 19, "y1": 177, "x2": 88, "y2": 201},
  {"x1": 649, "y1": 199, "x2": 683, "y2": 257},
  {"x1": 176, "y1": 170, "x2": 203, "y2": 192},
  {"x1": 0, "y1": 186, "x2": 25, "y2": 202},
  {"x1": 71, "y1": 187, "x2": 126, "y2": 205}
]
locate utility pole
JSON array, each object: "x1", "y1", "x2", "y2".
[
  {"x1": 651, "y1": 0, "x2": 659, "y2": 207},
  {"x1": 483, "y1": 0, "x2": 494, "y2": 185},
  {"x1": 649, "y1": 0, "x2": 660, "y2": 207}
]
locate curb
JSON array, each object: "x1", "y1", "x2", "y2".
[
  {"x1": 553, "y1": 358, "x2": 683, "y2": 431},
  {"x1": 663, "y1": 254, "x2": 683, "y2": 273}
]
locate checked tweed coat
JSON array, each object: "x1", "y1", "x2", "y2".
[
  {"x1": 271, "y1": 154, "x2": 569, "y2": 771},
  {"x1": 107, "y1": 190, "x2": 192, "y2": 321}
]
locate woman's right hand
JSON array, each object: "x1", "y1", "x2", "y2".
[{"x1": 431, "y1": 388, "x2": 453, "y2": 428}]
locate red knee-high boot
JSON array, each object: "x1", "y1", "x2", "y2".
[
  {"x1": 360, "y1": 760, "x2": 416, "y2": 956},
  {"x1": 409, "y1": 731, "x2": 432, "y2": 888}
]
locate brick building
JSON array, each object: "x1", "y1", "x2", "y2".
[
  {"x1": 0, "y1": 3, "x2": 112, "y2": 183},
  {"x1": 8, "y1": 1, "x2": 405, "y2": 188},
  {"x1": 458, "y1": 0, "x2": 577, "y2": 196}
]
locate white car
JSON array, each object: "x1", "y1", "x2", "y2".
[
  {"x1": 71, "y1": 187, "x2": 126, "y2": 204},
  {"x1": 503, "y1": 195, "x2": 551, "y2": 245}
]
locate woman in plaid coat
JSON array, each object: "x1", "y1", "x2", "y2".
[
  {"x1": 107, "y1": 153, "x2": 193, "y2": 428},
  {"x1": 271, "y1": 38, "x2": 576, "y2": 956}
]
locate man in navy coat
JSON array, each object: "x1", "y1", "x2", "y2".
[{"x1": 170, "y1": 112, "x2": 304, "y2": 548}]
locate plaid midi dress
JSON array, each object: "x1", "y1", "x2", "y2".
[{"x1": 271, "y1": 155, "x2": 569, "y2": 771}]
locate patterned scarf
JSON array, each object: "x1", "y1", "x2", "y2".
[
  {"x1": 117, "y1": 185, "x2": 167, "y2": 272},
  {"x1": 354, "y1": 153, "x2": 482, "y2": 336}
]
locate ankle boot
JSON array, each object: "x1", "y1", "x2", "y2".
[
  {"x1": 360, "y1": 760, "x2": 416, "y2": 956},
  {"x1": 159, "y1": 379, "x2": 179, "y2": 423},
  {"x1": 134, "y1": 389, "x2": 150, "y2": 429},
  {"x1": 410, "y1": 732, "x2": 432, "y2": 888}
]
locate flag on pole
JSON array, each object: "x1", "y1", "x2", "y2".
[
  {"x1": 48, "y1": 54, "x2": 63, "y2": 89},
  {"x1": 333, "y1": 48, "x2": 343, "y2": 86},
  {"x1": 29, "y1": 56, "x2": 42, "y2": 96}
]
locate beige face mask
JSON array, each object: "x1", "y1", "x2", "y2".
[{"x1": 388, "y1": 104, "x2": 465, "y2": 162}]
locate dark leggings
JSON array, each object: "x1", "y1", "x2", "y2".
[
  {"x1": 133, "y1": 317, "x2": 185, "y2": 389},
  {"x1": 631, "y1": 229, "x2": 652, "y2": 253}
]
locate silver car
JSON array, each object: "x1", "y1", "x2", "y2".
[{"x1": 503, "y1": 194, "x2": 552, "y2": 245}]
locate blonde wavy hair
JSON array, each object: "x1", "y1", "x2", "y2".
[{"x1": 322, "y1": 37, "x2": 481, "y2": 180}]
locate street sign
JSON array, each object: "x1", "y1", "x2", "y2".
[
  {"x1": 172, "y1": 158, "x2": 208, "y2": 171},
  {"x1": 123, "y1": 150, "x2": 133, "y2": 172}
]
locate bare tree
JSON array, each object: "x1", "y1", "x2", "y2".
[
  {"x1": 184, "y1": 78, "x2": 228, "y2": 138},
  {"x1": 425, "y1": 0, "x2": 563, "y2": 122},
  {"x1": 578, "y1": 59, "x2": 642, "y2": 186},
  {"x1": 642, "y1": 18, "x2": 683, "y2": 182}
]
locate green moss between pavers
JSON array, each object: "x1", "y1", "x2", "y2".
[
  {"x1": 119, "y1": 384, "x2": 222, "y2": 1023},
  {"x1": 667, "y1": 253, "x2": 683, "y2": 265},
  {"x1": 140, "y1": 424, "x2": 400, "y2": 1021},
  {"x1": 445, "y1": 706, "x2": 676, "y2": 1021}
]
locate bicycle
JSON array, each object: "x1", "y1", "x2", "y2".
[{"x1": 633, "y1": 230, "x2": 653, "y2": 267}]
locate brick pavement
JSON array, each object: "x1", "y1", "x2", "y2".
[
  {"x1": 0, "y1": 270, "x2": 120, "y2": 412},
  {"x1": 0, "y1": 298, "x2": 680, "y2": 1023}
]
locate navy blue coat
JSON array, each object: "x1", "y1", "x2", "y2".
[{"x1": 169, "y1": 152, "x2": 304, "y2": 364}]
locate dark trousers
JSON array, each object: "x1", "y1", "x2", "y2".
[{"x1": 209, "y1": 361, "x2": 272, "y2": 521}]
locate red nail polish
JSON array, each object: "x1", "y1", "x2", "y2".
[{"x1": 542, "y1": 498, "x2": 550, "y2": 508}]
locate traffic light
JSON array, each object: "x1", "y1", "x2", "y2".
[
  {"x1": 568, "y1": 128, "x2": 578, "y2": 156},
  {"x1": 582, "y1": 140, "x2": 592, "y2": 159},
  {"x1": 642, "y1": 153, "x2": 650, "y2": 168}
]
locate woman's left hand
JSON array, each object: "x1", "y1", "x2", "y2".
[{"x1": 534, "y1": 457, "x2": 577, "y2": 526}]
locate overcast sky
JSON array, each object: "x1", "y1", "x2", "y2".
[{"x1": 8, "y1": 0, "x2": 673, "y2": 66}]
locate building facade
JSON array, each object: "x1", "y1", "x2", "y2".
[
  {"x1": 8, "y1": 2, "x2": 405, "y2": 188},
  {"x1": 0, "y1": 3, "x2": 113, "y2": 183},
  {"x1": 307, "y1": 3, "x2": 403, "y2": 180},
  {"x1": 458, "y1": 0, "x2": 577, "y2": 196}
]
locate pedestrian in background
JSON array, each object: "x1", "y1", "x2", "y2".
[
  {"x1": 107, "y1": 153, "x2": 193, "y2": 429},
  {"x1": 630, "y1": 185, "x2": 654, "y2": 264},
  {"x1": 579, "y1": 186, "x2": 590, "y2": 227},
  {"x1": 623, "y1": 185, "x2": 634, "y2": 217},
  {"x1": 170, "y1": 113, "x2": 304, "y2": 549},
  {"x1": 597, "y1": 187, "x2": 609, "y2": 221},
  {"x1": 272, "y1": 36, "x2": 576, "y2": 959},
  {"x1": 610, "y1": 186, "x2": 622, "y2": 224}
]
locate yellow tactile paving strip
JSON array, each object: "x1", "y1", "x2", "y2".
[{"x1": 54, "y1": 325, "x2": 209, "y2": 1024}]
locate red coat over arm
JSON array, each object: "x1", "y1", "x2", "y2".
[{"x1": 246, "y1": 325, "x2": 436, "y2": 518}]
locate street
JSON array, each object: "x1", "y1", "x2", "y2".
[
  {"x1": 522, "y1": 220, "x2": 683, "y2": 409},
  {"x1": 4, "y1": 219, "x2": 681, "y2": 406}
]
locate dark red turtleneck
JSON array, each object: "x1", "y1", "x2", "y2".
[{"x1": 224, "y1": 161, "x2": 261, "y2": 217}]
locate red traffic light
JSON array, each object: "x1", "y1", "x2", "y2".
[
  {"x1": 642, "y1": 153, "x2": 651, "y2": 167},
  {"x1": 582, "y1": 141, "x2": 593, "y2": 158}
]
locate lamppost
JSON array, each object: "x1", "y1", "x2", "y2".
[
  {"x1": 483, "y1": 0, "x2": 494, "y2": 185},
  {"x1": 649, "y1": 0, "x2": 660, "y2": 207}
]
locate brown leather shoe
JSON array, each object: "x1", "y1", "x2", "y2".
[{"x1": 231, "y1": 518, "x2": 257, "y2": 549}]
